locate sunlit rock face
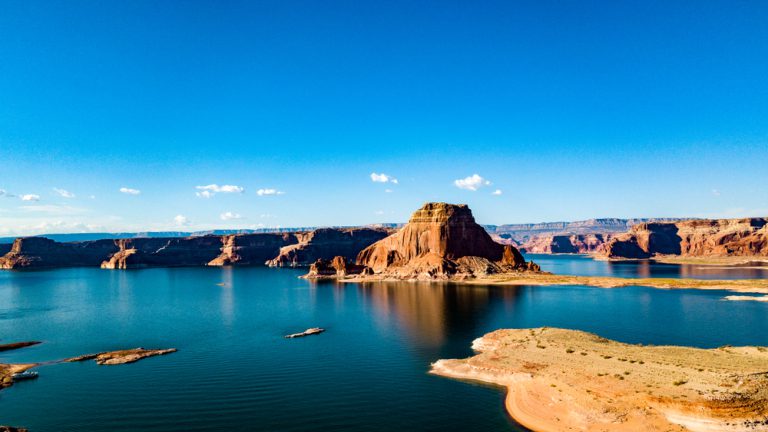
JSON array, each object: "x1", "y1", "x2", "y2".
[
  {"x1": 356, "y1": 202, "x2": 538, "y2": 279},
  {"x1": 603, "y1": 218, "x2": 768, "y2": 259}
]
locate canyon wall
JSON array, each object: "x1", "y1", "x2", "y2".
[
  {"x1": 603, "y1": 218, "x2": 768, "y2": 259},
  {"x1": 519, "y1": 234, "x2": 616, "y2": 254},
  {"x1": 0, "y1": 228, "x2": 387, "y2": 270}
]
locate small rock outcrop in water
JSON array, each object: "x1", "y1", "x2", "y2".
[
  {"x1": 65, "y1": 348, "x2": 177, "y2": 365},
  {"x1": 266, "y1": 228, "x2": 388, "y2": 267},
  {"x1": 284, "y1": 328, "x2": 325, "y2": 338},
  {"x1": 0, "y1": 342, "x2": 41, "y2": 352},
  {"x1": 304, "y1": 256, "x2": 370, "y2": 278},
  {"x1": 330, "y1": 202, "x2": 540, "y2": 280},
  {"x1": 0, "y1": 426, "x2": 29, "y2": 432},
  {"x1": 603, "y1": 218, "x2": 768, "y2": 259}
]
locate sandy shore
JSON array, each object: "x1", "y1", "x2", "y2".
[
  {"x1": 431, "y1": 328, "x2": 768, "y2": 431},
  {"x1": 342, "y1": 272, "x2": 768, "y2": 294}
]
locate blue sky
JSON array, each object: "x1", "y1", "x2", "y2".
[{"x1": 1, "y1": 1, "x2": 767, "y2": 235}]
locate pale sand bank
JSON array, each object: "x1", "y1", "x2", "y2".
[
  {"x1": 723, "y1": 295, "x2": 768, "y2": 302},
  {"x1": 431, "y1": 328, "x2": 768, "y2": 431},
  {"x1": 343, "y1": 272, "x2": 768, "y2": 294}
]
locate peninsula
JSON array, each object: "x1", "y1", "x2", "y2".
[{"x1": 432, "y1": 327, "x2": 768, "y2": 431}]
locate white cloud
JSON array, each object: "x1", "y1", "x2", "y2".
[
  {"x1": 370, "y1": 172, "x2": 398, "y2": 184},
  {"x1": 119, "y1": 187, "x2": 141, "y2": 195},
  {"x1": 454, "y1": 174, "x2": 491, "y2": 191},
  {"x1": 20, "y1": 194, "x2": 40, "y2": 201},
  {"x1": 53, "y1": 188, "x2": 75, "y2": 198},
  {"x1": 374, "y1": 210, "x2": 385, "y2": 215},
  {"x1": 256, "y1": 188, "x2": 284, "y2": 196},
  {"x1": 384, "y1": 188, "x2": 393, "y2": 193},
  {"x1": 492, "y1": 189, "x2": 503, "y2": 196},
  {"x1": 173, "y1": 215, "x2": 189, "y2": 226},
  {"x1": 711, "y1": 189, "x2": 721, "y2": 197},
  {"x1": 220, "y1": 211, "x2": 243, "y2": 221},
  {"x1": 195, "y1": 184, "x2": 244, "y2": 198},
  {"x1": 0, "y1": 189, "x2": 16, "y2": 198}
]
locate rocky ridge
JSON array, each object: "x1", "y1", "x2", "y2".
[
  {"x1": 603, "y1": 218, "x2": 768, "y2": 259},
  {"x1": 0, "y1": 228, "x2": 386, "y2": 270}
]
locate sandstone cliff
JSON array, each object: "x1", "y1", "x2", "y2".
[
  {"x1": 519, "y1": 234, "x2": 615, "y2": 254},
  {"x1": 208, "y1": 233, "x2": 299, "y2": 266},
  {"x1": 603, "y1": 218, "x2": 768, "y2": 259},
  {"x1": 353, "y1": 203, "x2": 538, "y2": 279},
  {"x1": 0, "y1": 237, "x2": 119, "y2": 269},
  {"x1": 265, "y1": 228, "x2": 388, "y2": 267}
]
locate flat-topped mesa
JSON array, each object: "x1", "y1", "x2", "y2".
[
  {"x1": 603, "y1": 217, "x2": 768, "y2": 260},
  {"x1": 353, "y1": 202, "x2": 539, "y2": 279},
  {"x1": 0, "y1": 237, "x2": 118, "y2": 269}
]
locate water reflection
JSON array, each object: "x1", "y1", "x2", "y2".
[{"x1": 357, "y1": 282, "x2": 522, "y2": 350}]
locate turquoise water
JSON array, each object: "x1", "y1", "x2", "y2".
[{"x1": 1, "y1": 259, "x2": 767, "y2": 431}]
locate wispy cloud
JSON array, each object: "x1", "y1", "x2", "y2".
[
  {"x1": 711, "y1": 189, "x2": 721, "y2": 197},
  {"x1": 492, "y1": 189, "x2": 502, "y2": 196},
  {"x1": 0, "y1": 189, "x2": 16, "y2": 198},
  {"x1": 370, "y1": 173, "x2": 398, "y2": 184},
  {"x1": 195, "y1": 184, "x2": 244, "y2": 198},
  {"x1": 220, "y1": 211, "x2": 243, "y2": 220},
  {"x1": 454, "y1": 174, "x2": 491, "y2": 191},
  {"x1": 19, "y1": 204, "x2": 87, "y2": 215},
  {"x1": 53, "y1": 188, "x2": 75, "y2": 198},
  {"x1": 384, "y1": 188, "x2": 393, "y2": 193},
  {"x1": 119, "y1": 187, "x2": 141, "y2": 195},
  {"x1": 256, "y1": 188, "x2": 284, "y2": 196},
  {"x1": 20, "y1": 194, "x2": 41, "y2": 201}
]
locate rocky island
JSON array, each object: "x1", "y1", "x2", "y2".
[
  {"x1": 432, "y1": 327, "x2": 768, "y2": 431},
  {"x1": 305, "y1": 202, "x2": 540, "y2": 280}
]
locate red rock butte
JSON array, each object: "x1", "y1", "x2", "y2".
[{"x1": 337, "y1": 202, "x2": 539, "y2": 279}]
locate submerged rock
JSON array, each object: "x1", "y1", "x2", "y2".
[
  {"x1": 66, "y1": 348, "x2": 177, "y2": 365},
  {"x1": 284, "y1": 328, "x2": 325, "y2": 338}
]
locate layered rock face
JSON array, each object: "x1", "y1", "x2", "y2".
[
  {"x1": 0, "y1": 228, "x2": 387, "y2": 270},
  {"x1": 208, "y1": 233, "x2": 299, "y2": 266},
  {"x1": 305, "y1": 256, "x2": 370, "y2": 278},
  {"x1": 355, "y1": 203, "x2": 538, "y2": 279},
  {"x1": 266, "y1": 228, "x2": 388, "y2": 267},
  {"x1": 604, "y1": 218, "x2": 768, "y2": 259},
  {"x1": 519, "y1": 234, "x2": 615, "y2": 254},
  {"x1": 0, "y1": 237, "x2": 119, "y2": 269}
]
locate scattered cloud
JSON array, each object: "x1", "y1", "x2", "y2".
[
  {"x1": 454, "y1": 174, "x2": 491, "y2": 191},
  {"x1": 195, "y1": 184, "x2": 244, "y2": 198},
  {"x1": 0, "y1": 189, "x2": 16, "y2": 198},
  {"x1": 256, "y1": 188, "x2": 284, "y2": 196},
  {"x1": 260, "y1": 213, "x2": 276, "y2": 219},
  {"x1": 374, "y1": 210, "x2": 385, "y2": 215},
  {"x1": 370, "y1": 173, "x2": 398, "y2": 184},
  {"x1": 53, "y1": 188, "x2": 75, "y2": 198},
  {"x1": 220, "y1": 211, "x2": 243, "y2": 220},
  {"x1": 119, "y1": 187, "x2": 141, "y2": 195},
  {"x1": 384, "y1": 188, "x2": 393, "y2": 193},
  {"x1": 173, "y1": 215, "x2": 189, "y2": 226},
  {"x1": 711, "y1": 189, "x2": 721, "y2": 197},
  {"x1": 492, "y1": 189, "x2": 503, "y2": 196},
  {"x1": 20, "y1": 194, "x2": 40, "y2": 201}
]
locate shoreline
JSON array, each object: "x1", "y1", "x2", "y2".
[
  {"x1": 431, "y1": 328, "x2": 768, "y2": 431},
  {"x1": 335, "y1": 272, "x2": 768, "y2": 294}
]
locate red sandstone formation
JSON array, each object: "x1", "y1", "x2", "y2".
[
  {"x1": 603, "y1": 218, "x2": 768, "y2": 259},
  {"x1": 265, "y1": 228, "x2": 388, "y2": 267},
  {"x1": 353, "y1": 203, "x2": 538, "y2": 279},
  {"x1": 519, "y1": 234, "x2": 615, "y2": 254},
  {"x1": 0, "y1": 237, "x2": 118, "y2": 269},
  {"x1": 304, "y1": 256, "x2": 371, "y2": 278}
]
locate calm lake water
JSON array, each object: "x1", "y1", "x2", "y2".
[{"x1": 1, "y1": 256, "x2": 767, "y2": 431}]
